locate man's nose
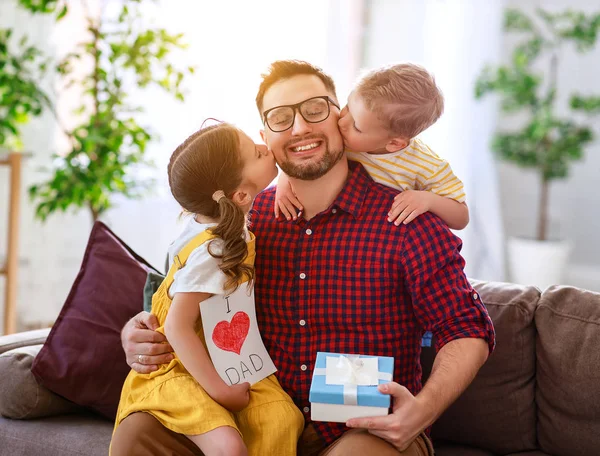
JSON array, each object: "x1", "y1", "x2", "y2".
[{"x1": 291, "y1": 111, "x2": 312, "y2": 136}]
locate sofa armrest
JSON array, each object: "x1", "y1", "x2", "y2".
[{"x1": 0, "y1": 328, "x2": 50, "y2": 355}]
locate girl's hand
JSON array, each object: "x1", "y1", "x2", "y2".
[
  {"x1": 217, "y1": 382, "x2": 251, "y2": 412},
  {"x1": 388, "y1": 190, "x2": 433, "y2": 226},
  {"x1": 275, "y1": 189, "x2": 303, "y2": 221},
  {"x1": 274, "y1": 174, "x2": 303, "y2": 220}
]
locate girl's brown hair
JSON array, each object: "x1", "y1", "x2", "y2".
[{"x1": 167, "y1": 123, "x2": 253, "y2": 293}]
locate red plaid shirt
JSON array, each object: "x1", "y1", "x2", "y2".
[{"x1": 251, "y1": 162, "x2": 495, "y2": 445}]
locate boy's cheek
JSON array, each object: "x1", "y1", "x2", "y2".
[{"x1": 341, "y1": 134, "x2": 357, "y2": 151}]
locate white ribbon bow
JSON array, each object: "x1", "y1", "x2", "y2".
[{"x1": 313, "y1": 355, "x2": 392, "y2": 405}]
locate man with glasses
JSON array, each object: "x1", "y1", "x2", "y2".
[
  {"x1": 115, "y1": 60, "x2": 495, "y2": 456},
  {"x1": 260, "y1": 93, "x2": 344, "y2": 186}
]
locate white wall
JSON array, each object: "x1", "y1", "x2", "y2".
[
  {"x1": 0, "y1": 3, "x2": 83, "y2": 330},
  {"x1": 361, "y1": 0, "x2": 507, "y2": 283},
  {"x1": 500, "y1": 0, "x2": 600, "y2": 291}
]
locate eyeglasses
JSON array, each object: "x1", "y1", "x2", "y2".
[{"x1": 262, "y1": 96, "x2": 340, "y2": 133}]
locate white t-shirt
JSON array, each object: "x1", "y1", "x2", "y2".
[{"x1": 167, "y1": 217, "x2": 228, "y2": 298}]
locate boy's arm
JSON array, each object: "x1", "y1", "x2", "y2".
[
  {"x1": 389, "y1": 191, "x2": 469, "y2": 230},
  {"x1": 164, "y1": 292, "x2": 250, "y2": 412},
  {"x1": 274, "y1": 172, "x2": 303, "y2": 220},
  {"x1": 428, "y1": 195, "x2": 469, "y2": 230}
]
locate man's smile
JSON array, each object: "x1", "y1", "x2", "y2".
[
  {"x1": 292, "y1": 142, "x2": 320, "y2": 152},
  {"x1": 285, "y1": 135, "x2": 327, "y2": 157}
]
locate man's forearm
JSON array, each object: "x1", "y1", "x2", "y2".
[{"x1": 415, "y1": 337, "x2": 489, "y2": 426}]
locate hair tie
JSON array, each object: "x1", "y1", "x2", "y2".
[{"x1": 212, "y1": 190, "x2": 226, "y2": 203}]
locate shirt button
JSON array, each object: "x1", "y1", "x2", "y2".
[
  {"x1": 299, "y1": 319, "x2": 306, "y2": 326},
  {"x1": 305, "y1": 229, "x2": 313, "y2": 235},
  {"x1": 473, "y1": 292, "x2": 479, "y2": 300},
  {"x1": 332, "y1": 208, "x2": 337, "y2": 214},
  {"x1": 301, "y1": 364, "x2": 307, "y2": 371},
  {"x1": 303, "y1": 406, "x2": 310, "y2": 413},
  {"x1": 299, "y1": 273, "x2": 306, "y2": 280}
]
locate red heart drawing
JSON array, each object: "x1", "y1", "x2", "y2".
[{"x1": 212, "y1": 311, "x2": 250, "y2": 355}]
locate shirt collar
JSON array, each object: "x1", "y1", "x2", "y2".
[
  {"x1": 276, "y1": 161, "x2": 371, "y2": 225},
  {"x1": 330, "y1": 161, "x2": 370, "y2": 219}
]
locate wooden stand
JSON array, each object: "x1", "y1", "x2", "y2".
[{"x1": 0, "y1": 152, "x2": 22, "y2": 335}]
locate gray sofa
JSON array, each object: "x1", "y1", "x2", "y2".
[{"x1": 1, "y1": 280, "x2": 599, "y2": 455}]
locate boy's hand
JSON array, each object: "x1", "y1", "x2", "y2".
[
  {"x1": 275, "y1": 180, "x2": 303, "y2": 220},
  {"x1": 388, "y1": 190, "x2": 433, "y2": 225},
  {"x1": 218, "y1": 382, "x2": 251, "y2": 412}
]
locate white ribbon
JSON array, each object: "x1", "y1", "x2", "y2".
[{"x1": 313, "y1": 355, "x2": 392, "y2": 406}]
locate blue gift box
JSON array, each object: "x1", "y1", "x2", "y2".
[{"x1": 309, "y1": 352, "x2": 394, "y2": 422}]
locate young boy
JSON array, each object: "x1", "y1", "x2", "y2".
[{"x1": 274, "y1": 63, "x2": 469, "y2": 230}]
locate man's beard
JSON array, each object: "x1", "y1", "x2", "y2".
[{"x1": 277, "y1": 134, "x2": 345, "y2": 181}]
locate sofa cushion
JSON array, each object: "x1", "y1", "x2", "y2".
[
  {"x1": 31, "y1": 221, "x2": 160, "y2": 420},
  {"x1": 505, "y1": 452, "x2": 552, "y2": 456},
  {"x1": 432, "y1": 280, "x2": 539, "y2": 454},
  {"x1": 434, "y1": 442, "x2": 495, "y2": 456},
  {"x1": 0, "y1": 413, "x2": 112, "y2": 456},
  {"x1": 0, "y1": 344, "x2": 82, "y2": 419},
  {"x1": 535, "y1": 285, "x2": 600, "y2": 456}
]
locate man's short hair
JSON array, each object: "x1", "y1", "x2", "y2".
[
  {"x1": 256, "y1": 60, "x2": 337, "y2": 117},
  {"x1": 355, "y1": 63, "x2": 444, "y2": 139}
]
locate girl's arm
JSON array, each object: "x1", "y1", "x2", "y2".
[
  {"x1": 389, "y1": 190, "x2": 470, "y2": 230},
  {"x1": 274, "y1": 172, "x2": 303, "y2": 220},
  {"x1": 164, "y1": 292, "x2": 250, "y2": 411}
]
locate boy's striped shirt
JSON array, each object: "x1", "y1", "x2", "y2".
[{"x1": 346, "y1": 137, "x2": 466, "y2": 203}]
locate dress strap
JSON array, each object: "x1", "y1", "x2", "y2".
[{"x1": 163, "y1": 230, "x2": 217, "y2": 288}]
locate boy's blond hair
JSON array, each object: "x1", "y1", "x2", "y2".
[{"x1": 355, "y1": 63, "x2": 444, "y2": 139}]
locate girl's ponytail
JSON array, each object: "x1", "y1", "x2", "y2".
[{"x1": 208, "y1": 191, "x2": 254, "y2": 293}]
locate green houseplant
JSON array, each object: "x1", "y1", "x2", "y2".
[
  {"x1": 28, "y1": 0, "x2": 194, "y2": 223},
  {"x1": 0, "y1": 29, "x2": 49, "y2": 152},
  {"x1": 475, "y1": 8, "x2": 600, "y2": 287}
]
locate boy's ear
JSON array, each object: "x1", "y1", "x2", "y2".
[
  {"x1": 231, "y1": 188, "x2": 253, "y2": 208},
  {"x1": 385, "y1": 137, "x2": 409, "y2": 153}
]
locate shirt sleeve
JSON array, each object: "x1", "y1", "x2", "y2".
[
  {"x1": 423, "y1": 158, "x2": 466, "y2": 203},
  {"x1": 169, "y1": 239, "x2": 227, "y2": 296},
  {"x1": 400, "y1": 213, "x2": 495, "y2": 354}
]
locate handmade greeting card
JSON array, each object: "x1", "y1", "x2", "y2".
[{"x1": 200, "y1": 286, "x2": 276, "y2": 386}]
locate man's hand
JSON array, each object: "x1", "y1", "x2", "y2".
[
  {"x1": 388, "y1": 190, "x2": 432, "y2": 226},
  {"x1": 346, "y1": 382, "x2": 434, "y2": 451},
  {"x1": 122, "y1": 311, "x2": 174, "y2": 374}
]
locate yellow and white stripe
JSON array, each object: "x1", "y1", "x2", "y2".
[{"x1": 346, "y1": 138, "x2": 466, "y2": 203}]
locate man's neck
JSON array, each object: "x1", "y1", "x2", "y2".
[{"x1": 289, "y1": 158, "x2": 349, "y2": 220}]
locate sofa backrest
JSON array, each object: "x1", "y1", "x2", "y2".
[
  {"x1": 535, "y1": 285, "x2": 600, "y2": 456},
  {"x1": 428, "y1": 280, "x2": 540, "y2": 454},
  {"x1": 424, "y1": 281, "x2": 600, "y2": 456}
]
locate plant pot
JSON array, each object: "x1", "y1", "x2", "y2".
[{"x1": 507, "y1": 237, "x2": 572, "y2": 291}]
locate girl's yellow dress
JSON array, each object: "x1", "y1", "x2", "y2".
[{"x1": 113, "y1": 229, "x2": 304, "y2": 455}]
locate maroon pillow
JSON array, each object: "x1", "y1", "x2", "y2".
[{"x1": 31, "y1": 221, "x2": 160, "y2": 420}]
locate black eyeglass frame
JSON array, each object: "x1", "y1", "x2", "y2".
[{"x1": 262, "y1": 96, "x2": 341, "y2": 132}]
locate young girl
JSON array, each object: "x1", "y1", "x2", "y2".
[{"x1": 112, "y1": 123, "x2": 304, "y2": 456}]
